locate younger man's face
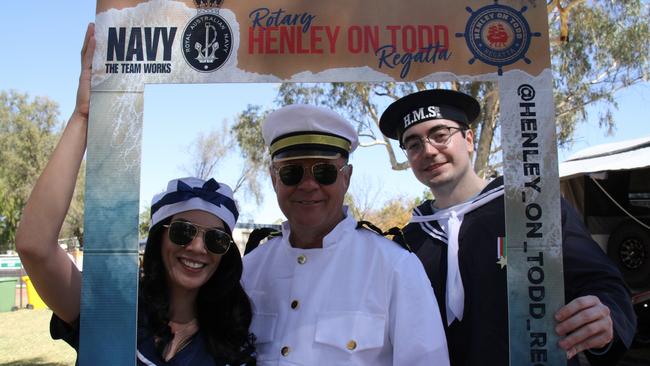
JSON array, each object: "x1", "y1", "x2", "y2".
[{"x1": 401, "y1": 119, "x2": 475, "y2": 191}]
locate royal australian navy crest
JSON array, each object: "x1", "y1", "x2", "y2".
[
  {"x1": 182, "y1": 0, "x2": 232, "y2": 72},
  {"x1": 455, "y1": 1, "x2": 541, "y2": 75}
]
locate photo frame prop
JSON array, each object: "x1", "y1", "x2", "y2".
[{"x1": 84, "y1": 1, "x2": 563, "y2": 364}]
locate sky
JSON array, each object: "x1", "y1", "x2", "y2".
[{"x1": 1, "y1": 2, "x2": 649, "y2": 224}]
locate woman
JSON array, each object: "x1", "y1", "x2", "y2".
[{"x1": 15, "y1": 24, "x2": 255, "y2": 365}]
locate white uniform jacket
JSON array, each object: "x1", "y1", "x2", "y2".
[{"x1": 242, "y1": 213, "x2": 449, "y2": 366}]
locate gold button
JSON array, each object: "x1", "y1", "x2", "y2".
[
  {"x1": 347, "y1": 340, "x2": 357, "y2": 350},
  {"x1": 290, "y1": 300, "x2": 299, "y2": 309},
  {"x1": 281, "y1": 346, "x2": 290, "y2": 356},
  {"x1": 297, "y1": 255, "x2": 307, "y2": 264}
]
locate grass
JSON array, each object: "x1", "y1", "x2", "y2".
[
  {"x1": 0, "y1": 309, "x2": 75, "y2": 366},
  {"x1": 0, "y1": 308, "x2": 647, "y2": 365}
]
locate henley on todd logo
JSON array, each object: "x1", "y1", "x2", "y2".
[
  {"x1": 455, "y1": 1, "x2": 541, "y2": 75},
  {"x1": 182, "y1": 12, "x2": 232, "y2": 72}
]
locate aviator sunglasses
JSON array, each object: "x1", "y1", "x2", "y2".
[
  {"x1": 163, "y1": 220, "x2": 232, "y2": 254},
  {"x1": 274, "y1": 162, "x2": 348, "y2": 186}
]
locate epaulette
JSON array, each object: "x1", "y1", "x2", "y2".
[
  {"x1": 244, "y1": 227, "x2": 281, "y2": 255},
  {"x1": 356, "y1": 220, "x2": 412, "y2": 252}
]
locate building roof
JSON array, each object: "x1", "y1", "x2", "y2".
[{"x1": 559, "y1": 135, "x2": 650, "y2": 179}]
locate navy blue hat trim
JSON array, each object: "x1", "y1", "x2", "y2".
[{"x1": 150, "y1": 178, "x2": 239, "y2": 222}]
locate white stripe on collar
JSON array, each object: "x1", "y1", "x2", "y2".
[
  {"x1": 413, "y1": 206, "x2": 447, "y2": 242},
  {"x1": 411, "y1": 183, "x2": 504, "y2": 223},
  {"x1": 136, "y1": 350, "x2": 158, "y2": 366},
  {"x1": 409, "y1": 183, "x2": 504, "y2": 326}
]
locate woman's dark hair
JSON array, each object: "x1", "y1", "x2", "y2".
[{"x1": 139, "y1": 217, "x2": 256, "y2": 364}]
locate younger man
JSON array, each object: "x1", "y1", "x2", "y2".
[{"x1": 378, "y1": 89, "x2": 636, "y2": 366}]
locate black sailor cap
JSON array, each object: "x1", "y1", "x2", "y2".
[{"x1": 379, "y1": 89, "x2": 481, "y2": 142}]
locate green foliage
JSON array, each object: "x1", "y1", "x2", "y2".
[
  {"x1": 414, "y1": 189, "x2": 434, "y2": 206},
  {"x1": 139, "y1": 206, "x2": 151, "y2": 240},
  {"x1": 230, "y1": 104, "x2": 272, "y2": 205},
  {"x1": 550, "y1": 0, "x2": 650, "y2": 145},
  {"x1": 232, "y1": 104, "x2": 270, "y2": 168},
  {"x1": 231, "y1": 1, "x2": 649, "y2": 182},
  {"x1": 60, "y1": 162, "x2": 85, "y2": 246},
  {"x1": 0, "y1": 91, "x2": 84, "y2": 251},
  {"x1": 0, "y1": 91, "x2": 62, "y2": 252}
]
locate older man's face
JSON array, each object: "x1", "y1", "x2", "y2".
[{"x1": 271, "y1": 156, "x2": 351, "y2": 244}]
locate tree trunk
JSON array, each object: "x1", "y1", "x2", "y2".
[{"x1": 474, "y1": 89, "x2": 499, "y2": 178}]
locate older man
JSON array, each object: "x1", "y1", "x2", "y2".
[
  {"x1": 378, "y1": 89, "x2": 636, "y2": 366},
  {"x1": 242, "y1": 104, "x2": 449, "y2": 365}
]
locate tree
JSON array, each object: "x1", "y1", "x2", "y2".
[
  {"x1": 139, "y1": 205, "x2": 151, "y2": 240},
  {"x1": 182, "y1": 120, "x2": 232, "y2": 180},
  {"x1": 0, "y1": 91, "x2": 84, "y2": 251},
  {"x1": 0, "y1": 91, "x2": 62, "y2": 251},
  {"x1": 356, "y1": 196, "x2": 416, "y2": 231},
  {"x1": 182, "y1": 115, "x2": 266, "y2": 206},
  {"x1": 230, "y1": 105, "x2": 273, "y2": 205},
  {"x1": 549, "y1": 1, "x2": 649, "y2": 145},
  {"x1": 232, "y1": 1, "x2": 649, "y2": 179},
  {"x1": 60, "y1": 162, "x2": 86, "y2": 246},
  {"x1": 344, "y1": 175, "x2": 385, "y2": 222},
  {"x1": 345, "y1": 175, "x2": 433, "y2": 231},
  {"x1": 346, "y1": 187, "x2": 420, "y2": 231}
]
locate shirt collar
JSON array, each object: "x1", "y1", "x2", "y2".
[{"x1": 280, "y1": 206, "x2": 355, "y2": 249}]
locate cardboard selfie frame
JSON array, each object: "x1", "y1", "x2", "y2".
[{"x1": 85, "y1": 0, "x2": 563, "y2": 364}]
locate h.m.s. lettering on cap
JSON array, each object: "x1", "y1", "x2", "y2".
[
  {"x1": 403, "y1": 106, "x2": 442, "y2": 130},
  {"x1": 379, "y1": 89, "x2": 481, "y2": 142}
]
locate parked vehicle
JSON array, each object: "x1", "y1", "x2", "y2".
[{"x1": 560, "y1": 135, "x2": 650, "y2": 345}]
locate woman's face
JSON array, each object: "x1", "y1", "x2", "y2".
[{"x1": 161, "y1": 210, "x2": 226, "y2": 294}]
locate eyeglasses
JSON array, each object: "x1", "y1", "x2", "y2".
[
  {"x1": 401, "y1": 126, "x2": 465, "y2": 157},
  {"x1": 274, "y1": 162, "x2": 348, "y2": 186},
  {"x1": 163, "y1": 220, "x2": 232, "y2": 254}
]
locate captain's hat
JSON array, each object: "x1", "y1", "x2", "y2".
[
  {"x1": 262, "y1": 104, "x2": 359, "y2": 161},
  {"x1": 379, "y1": 89, "x2": 480, "y2": 143}
]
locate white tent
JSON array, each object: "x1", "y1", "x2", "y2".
[
  {"x1": 559, "y1": 136, "x2": 650, "y2": 218},
  {"x1": 560, "y1": 135, "x2": 650, "y2": 179},
  {"x1": 558, "y1": 136, "x2": 650, "y2": 290}
]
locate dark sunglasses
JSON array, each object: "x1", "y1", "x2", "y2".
[
  {"x1": 274, "y1": 162, "x2": 348, "y2": 186},
  {"x1": 163, "y1": 220, "x2": 232, "y2": 255}
]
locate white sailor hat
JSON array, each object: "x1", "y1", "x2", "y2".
[
  {"x1": 379, "y1": 89, "x2": 481, "y2": 143},
  {"x1": 262, "y1": 104, "x2": 359, "y2": 161},
  {"x1": 150, "y1": 177, "x2": 238, "y2": 234}
]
